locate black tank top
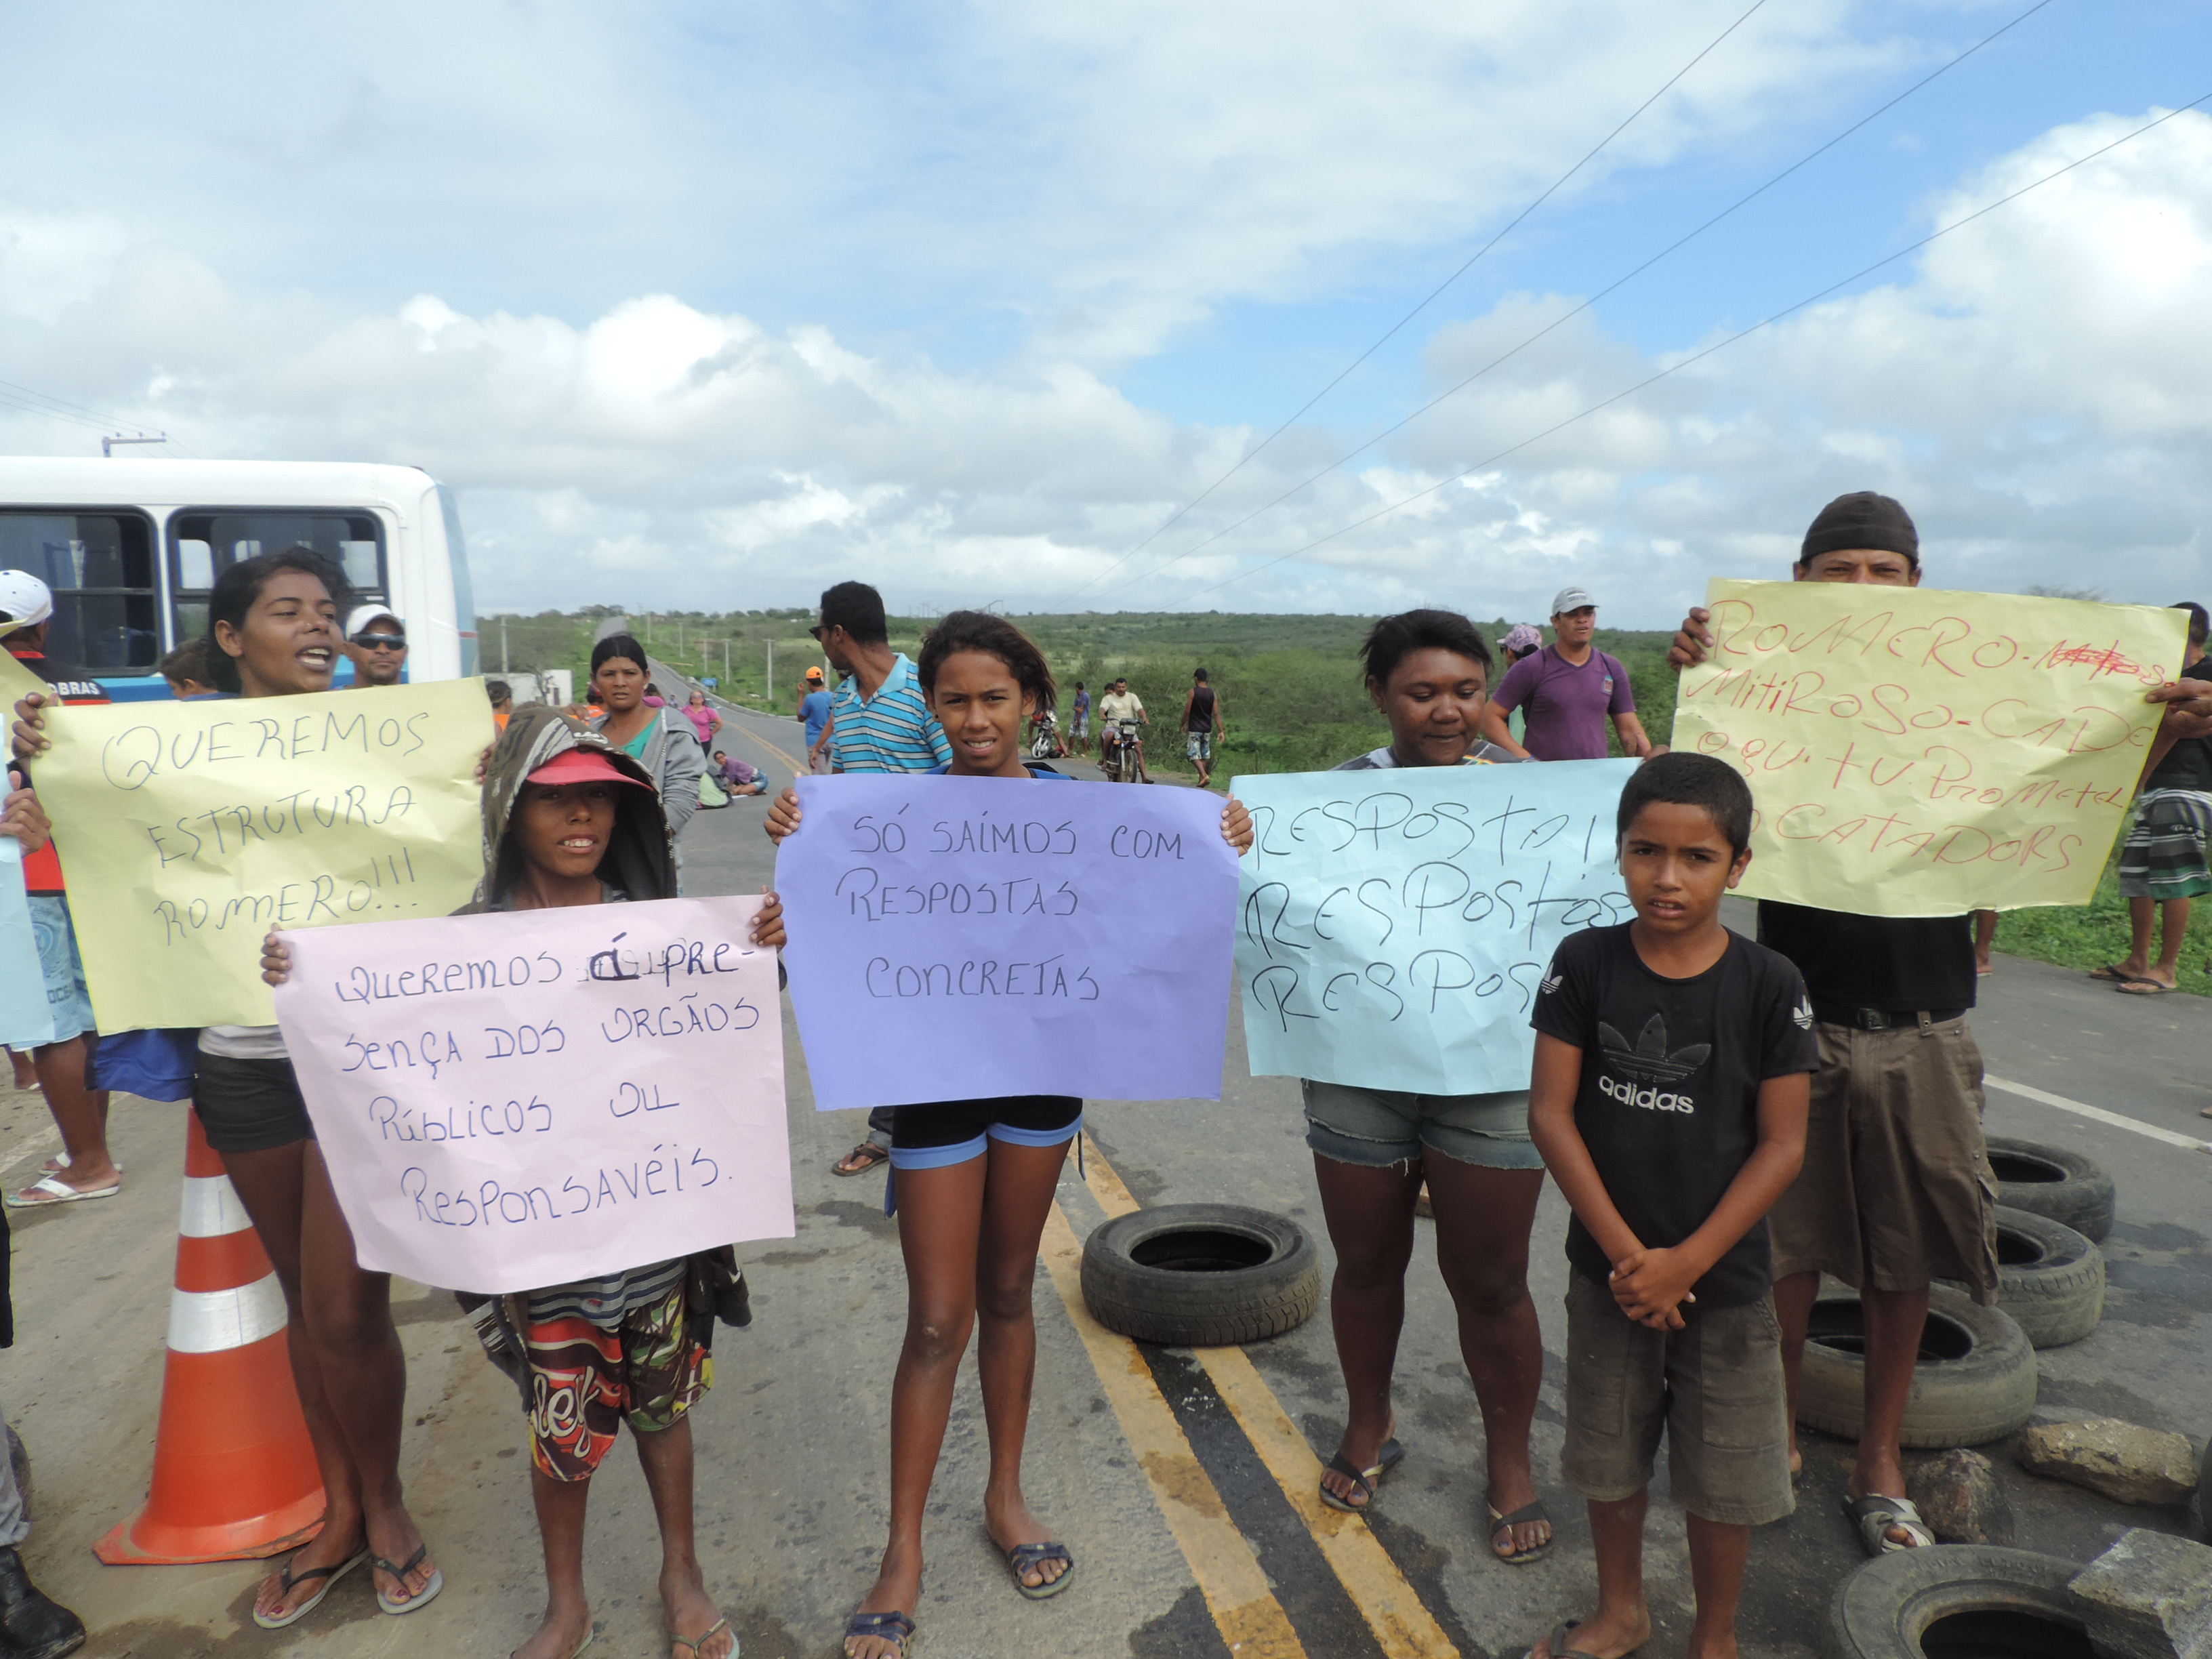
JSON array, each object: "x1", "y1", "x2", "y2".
[{"x1": 1187, "y1": 685, "x2": 1215, "y2": 730}]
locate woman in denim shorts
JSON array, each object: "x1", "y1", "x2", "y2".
[{"x1": 1306, "y1": 610, "x2": 1554, "y2": 1565}]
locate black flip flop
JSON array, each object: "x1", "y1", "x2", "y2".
[
  {"x1": 1489, "y1": 1498, "x2": 1554, "y2": 1565},
  {"x1": 251, "y1": 1546, "x2": 369, "y2": 1630},
  {"x1": 1003, "y1": 1541, "x2": 1075, "y2": 1601},
  {"x1": 1317, "y1": 1435, "x2": 1404, "y2": 1513}
]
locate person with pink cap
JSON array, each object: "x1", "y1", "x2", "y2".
[{"x1": 264, "y1": 704, "x2": 781, "y2": 1659}]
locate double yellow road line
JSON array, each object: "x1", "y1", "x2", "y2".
[{"x1": 1041, "y1": 1142, "x2": 1460, "y2": 1658}]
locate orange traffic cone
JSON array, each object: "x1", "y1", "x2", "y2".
[{"x1": 96, "y1": 1115, "x2": 326, "y2": 1564}]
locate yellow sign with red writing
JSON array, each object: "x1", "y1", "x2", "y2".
[{"x1": 1670, "y1": 579, "x2": 2189, "y2": 916}]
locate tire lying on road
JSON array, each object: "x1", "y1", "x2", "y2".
[
  {"x1": 1795, "y1": 1284, "x2": 2036, "y2": 1448},
  {"x1": 1820, "y1": 1544, "x2": 2094, "y2": 1659},
  {"x1": 1991, "y1": 1206, "x2": 2104, "y2": 1349},
  {"x1": 1082, "y1": 1204, "x2": 1321, "y2": 1347},
  {"x1": 1985, "y1": 1134, "x2": 2116, "y2": 1243},
  {"x1": 1942, "y1": 1206, "x2": 2105, "y2": 1349}
]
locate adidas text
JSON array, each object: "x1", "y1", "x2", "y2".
[{"x1": 1599, "y1": 1074, "x2": 1695, "y2": 1115}]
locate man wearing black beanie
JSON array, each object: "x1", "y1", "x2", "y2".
[{"x1": 1664, "y1": 492, "x2": 2212, "y2": 1560}]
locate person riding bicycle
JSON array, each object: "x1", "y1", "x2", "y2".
[{"x1": 1097, "y1": 678, "x2": 1147, "y2": 782}]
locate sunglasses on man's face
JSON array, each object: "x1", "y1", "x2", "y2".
[
  {"x1": 354, "y1": 633, "x2": 407, "y2": 650},
  {"x1": 808, "y1": 625, "x2": 826, "y2": 640}
]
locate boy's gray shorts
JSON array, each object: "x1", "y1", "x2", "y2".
[{"x1": 1561, "y1": 1275, "x2": 1795, "y2": 1526}]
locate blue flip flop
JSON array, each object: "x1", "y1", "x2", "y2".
[
  {"x1": 1004, "y1": 1540, "x2": 1076, "y2": 1601},
  {"x1": 843, "y1": 1608, "x2": 916, "y2": 1656}
]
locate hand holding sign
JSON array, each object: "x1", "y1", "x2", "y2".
[
  {"x1": 1232, "y1": 761, "x2": 1636, "y2": 1094},
  {"x1": 775, "y1": 774, "x2": 1240, "y2": 1108},
  {"x1": 1671, "y1": 581, "x2": 2190, "y2": 915},
  {"x1": 274, "y1": 896, "x2": 792, "y2": 1292},
  {"x1": 33, "y1": 681, "x2": 491, "y2": 1029}
]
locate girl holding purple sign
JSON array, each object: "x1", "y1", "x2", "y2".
[{"x1": 766, "y1": 611, "x2": 1253, "y2": 1659}]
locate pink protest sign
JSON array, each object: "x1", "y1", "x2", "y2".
[{"x1": 274, "y1": 896, "x2": 791, "y2": 1292}]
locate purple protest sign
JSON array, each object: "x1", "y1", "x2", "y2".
[{"x1": 775, "y1": 774, "x2": 1239, "y2": 1109}]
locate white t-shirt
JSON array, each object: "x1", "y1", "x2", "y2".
[{"x1": 1099, "y1": 691, "x2": 1144, "y2": 724}]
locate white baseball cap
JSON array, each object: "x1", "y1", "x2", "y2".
[
  {"x1": 0, "y1": 570, "x2": 54, "y2": 631},
  {"x1": 344, "y1": 602, "x2": 404, "y2": 642},
  {"x1": 1550, "y1": 586, "x2": 1596, "y2": 617}
]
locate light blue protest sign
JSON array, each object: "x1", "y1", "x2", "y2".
[
  {"x1": 0, "y1": 840, "x2": 56, "y2": 1049},
  {"x1": 777, "y1": 775, "x2": 1240, "y2": 1109},
  {"x1": 1232, "y1": 760, "x2": 1637, "y2": 1094}
]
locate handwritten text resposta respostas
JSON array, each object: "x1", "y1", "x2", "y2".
[{"x1": 776, "y1": 774, "x2": 1240, "y2": 1110}]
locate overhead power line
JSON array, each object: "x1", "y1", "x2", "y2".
[
  {"x1": 1170, "y1": 92, "x2": 2212, "y2": 607},
  {"x1": 1111, "y1": 0, "x2": 2057, "y2": 598},
  {"x1": 1062, "y1": 0, "x2": 1774, "y2": 604},
  {"x1": 0, "y1": 375, "x2": 191, "y2": 456}
]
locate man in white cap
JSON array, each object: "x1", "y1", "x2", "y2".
[
  {"x1": 0, "y1": 570, "x2": 125, "y2": 1210},
  {"x1": 344, "y1": 602, "x2": 408, "y2": 689},
  {"x1": 1479, "y1": 586, "x2": 1651, "y2": 761}
]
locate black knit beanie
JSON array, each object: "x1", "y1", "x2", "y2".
[{"x1": 1799, "y1": 491, "x2": 1918, "y2": 568}]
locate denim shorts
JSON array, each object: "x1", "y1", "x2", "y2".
[
  {"x1": 887, "y1": 1095, "x2": 1084, "y2": 1170},
  {"x1": 28, "y1": 896, "x2": 95, "y2": 1046},
  {"x1": 1300, "y1": 1079, "x2": 1544, "y2": 1171}
]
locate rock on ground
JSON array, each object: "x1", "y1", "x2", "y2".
[
  {"x1": 1905, "y1": 1448, "x2": 2015, "y2": 1544},
  {"x1": 2016, "y1": 1419, "x2": 2199, "y2": 1507},
  {"x1": 2066, "y1": 1529, "x2": 2212, "y2": 1659}
]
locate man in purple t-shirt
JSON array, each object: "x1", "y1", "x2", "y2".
[{"x1": 1479, "y1": 586, "x2": 1652, "y2": 761}]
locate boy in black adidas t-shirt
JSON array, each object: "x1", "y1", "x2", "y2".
[{"x1": 1523, "y1": 754, "x2": 1815, "y2": 1659}]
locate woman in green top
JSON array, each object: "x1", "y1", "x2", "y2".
[{"x1": 585, "y1": 634, "x2": 703, "y2": 859}]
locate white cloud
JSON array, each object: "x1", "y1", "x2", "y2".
[{"x1": 0, "y1": 4, "x2": 2206, "y2": 630}]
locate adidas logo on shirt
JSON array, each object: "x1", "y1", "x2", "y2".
[
  {"x1": 1596, "y1": 1012, "x2": 1711, "y2": 1115},
  {"x1": 1793, "y1": 996, "x2": 1814, "y2": 1031},
  {"x1": 1538, "y1": 962, "x2": 1563, "y2": 997}
]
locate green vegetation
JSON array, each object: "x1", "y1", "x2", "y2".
[
  {"x1": 481, "y1": 601, "x2": 2182, "y2": 983},
  {"x1": 478, "y1": 604, "x2": 1683, "y2": 777},
  {"x1": 1992, "y1": 859, "x2": 2212, "y2": 996}
]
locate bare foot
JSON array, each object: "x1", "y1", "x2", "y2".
[
  {"x1": 1532, "y1": 1607, "x2": 1653, "y2": 1659},
  {"x1": 1319, "y1": 1416, "x2": 1397, "y2": 1511},
  {"x1": 845, "y1": 1539, "x2": 922, "y2": 1659},
  {"x1": 512, "y1": 1599, "x2": 593, "y2": 1659},
  {"x1": 661, "y1": 1560, "x2": 732, "y2": 1658},
  {"x1": 253, "y1": 1522, "x2": 367, "y2": 1626},
  {"x1": 985, "y1": 1494, "x2": 1070, "y2": 1594}
]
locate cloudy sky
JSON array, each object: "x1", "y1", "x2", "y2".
[{"x1": 1, "y1": 0, "x2": 2206, "y2": 624}]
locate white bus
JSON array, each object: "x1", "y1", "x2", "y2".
[{"x1": 0, "y1": 457, "x2": 478, "y2": 701}]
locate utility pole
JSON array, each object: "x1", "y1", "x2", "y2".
[
  {"x1": 766, "y1": 640, "x2": 774, "y2": 703},
  {"x1": 722, "y1": 638, "x2": 730, "y2": 682},
  {"x1": 500, "y1": 617, "x2": 509, "y2": 672}
]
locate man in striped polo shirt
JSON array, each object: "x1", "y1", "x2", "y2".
[{"x1": 808, "y1": 581, "x2": 951, "y2": 1176}]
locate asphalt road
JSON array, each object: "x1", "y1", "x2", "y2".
[{"x1": 3, "y1": 698, "x2": 2207, "y2": 1658}]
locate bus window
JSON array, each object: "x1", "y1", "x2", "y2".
[
  {"x1": 167, "y1": 510, "x2": 387, "y2": 645},
  {"x1": 0, "y1": 510, "x2": 159, "y2": 670}
]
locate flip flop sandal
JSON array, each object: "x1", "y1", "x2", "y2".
[
  {"x1": 1488, "y1": 1498, "x2": 1554, "y2": 1565},
  {"x1": 1317, "y1": 1435, "x2": 1404, "y2": 1513},
  {"x1": 834, "y1": 1142, "x2": 890, "y2": 1176},
  {"x1": 4, "y1": 1173, "x2": 121, "y2": 1208},
  {"x1": 670, "y1": 1615, "x2": 731, "y2": 1658},
  {"x1": 2115, "y1": 979, "x2": 2174, "y2": 996},
  {"x1": 371, "y1": 1544, "x2": 445, "y2": 1614},
  {"x1": 1002, "y1": 1541, "x2": 1075, "y2": 1601},
  {"x1": 1841, "y1": 1492, "x2": 1934, "y2": 1556},
  {"x1": 2087, "y1": 962, "x2": 2147, "y2": 983},
  {"x1": 1518, "y1": 1620, "x2": 1627, "y2": 1659},
  {"x1": 842, "y1": 1609, "x2": 916, "y2": 1656},
  {"x1": 251, "y1": 1545, "x2": 369, "y2": 1630},
  {"x1": 39, "y1": 1155, "x2": 121, "y2": 1176}
]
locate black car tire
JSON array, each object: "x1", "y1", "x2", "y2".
[
  {"x1": 1081, "y1": 1204, "x2": 1321, "y2": 1347},
  {"x1": 1983, "y1": 1206, "x2": 2104, "y2": 1349},
  {"x1": 1796, "y1": 1284, "x2": 2037, "y2": 1448},
  {"x1": 1985, "y1": 1135, "x2": 2115, "y2": 1243},
  {"x1": 1820, "y1": 1544, "x2": 2093, "y2": 1659}
]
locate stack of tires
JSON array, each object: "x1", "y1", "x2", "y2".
[{"x1": 1797, "y1": 1137, "x2": 2113, "y2": 1449}]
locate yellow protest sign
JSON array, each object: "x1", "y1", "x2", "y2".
[
  {"x1": 0, "y1": 650, "x2": 44, "y2": 715},
  {"x1": 37, "y1": 681, "x2": 492, "y2": 1027},
  {"x1": 1671, "y1": 580, "x2": 2188, "y2": 917}
]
